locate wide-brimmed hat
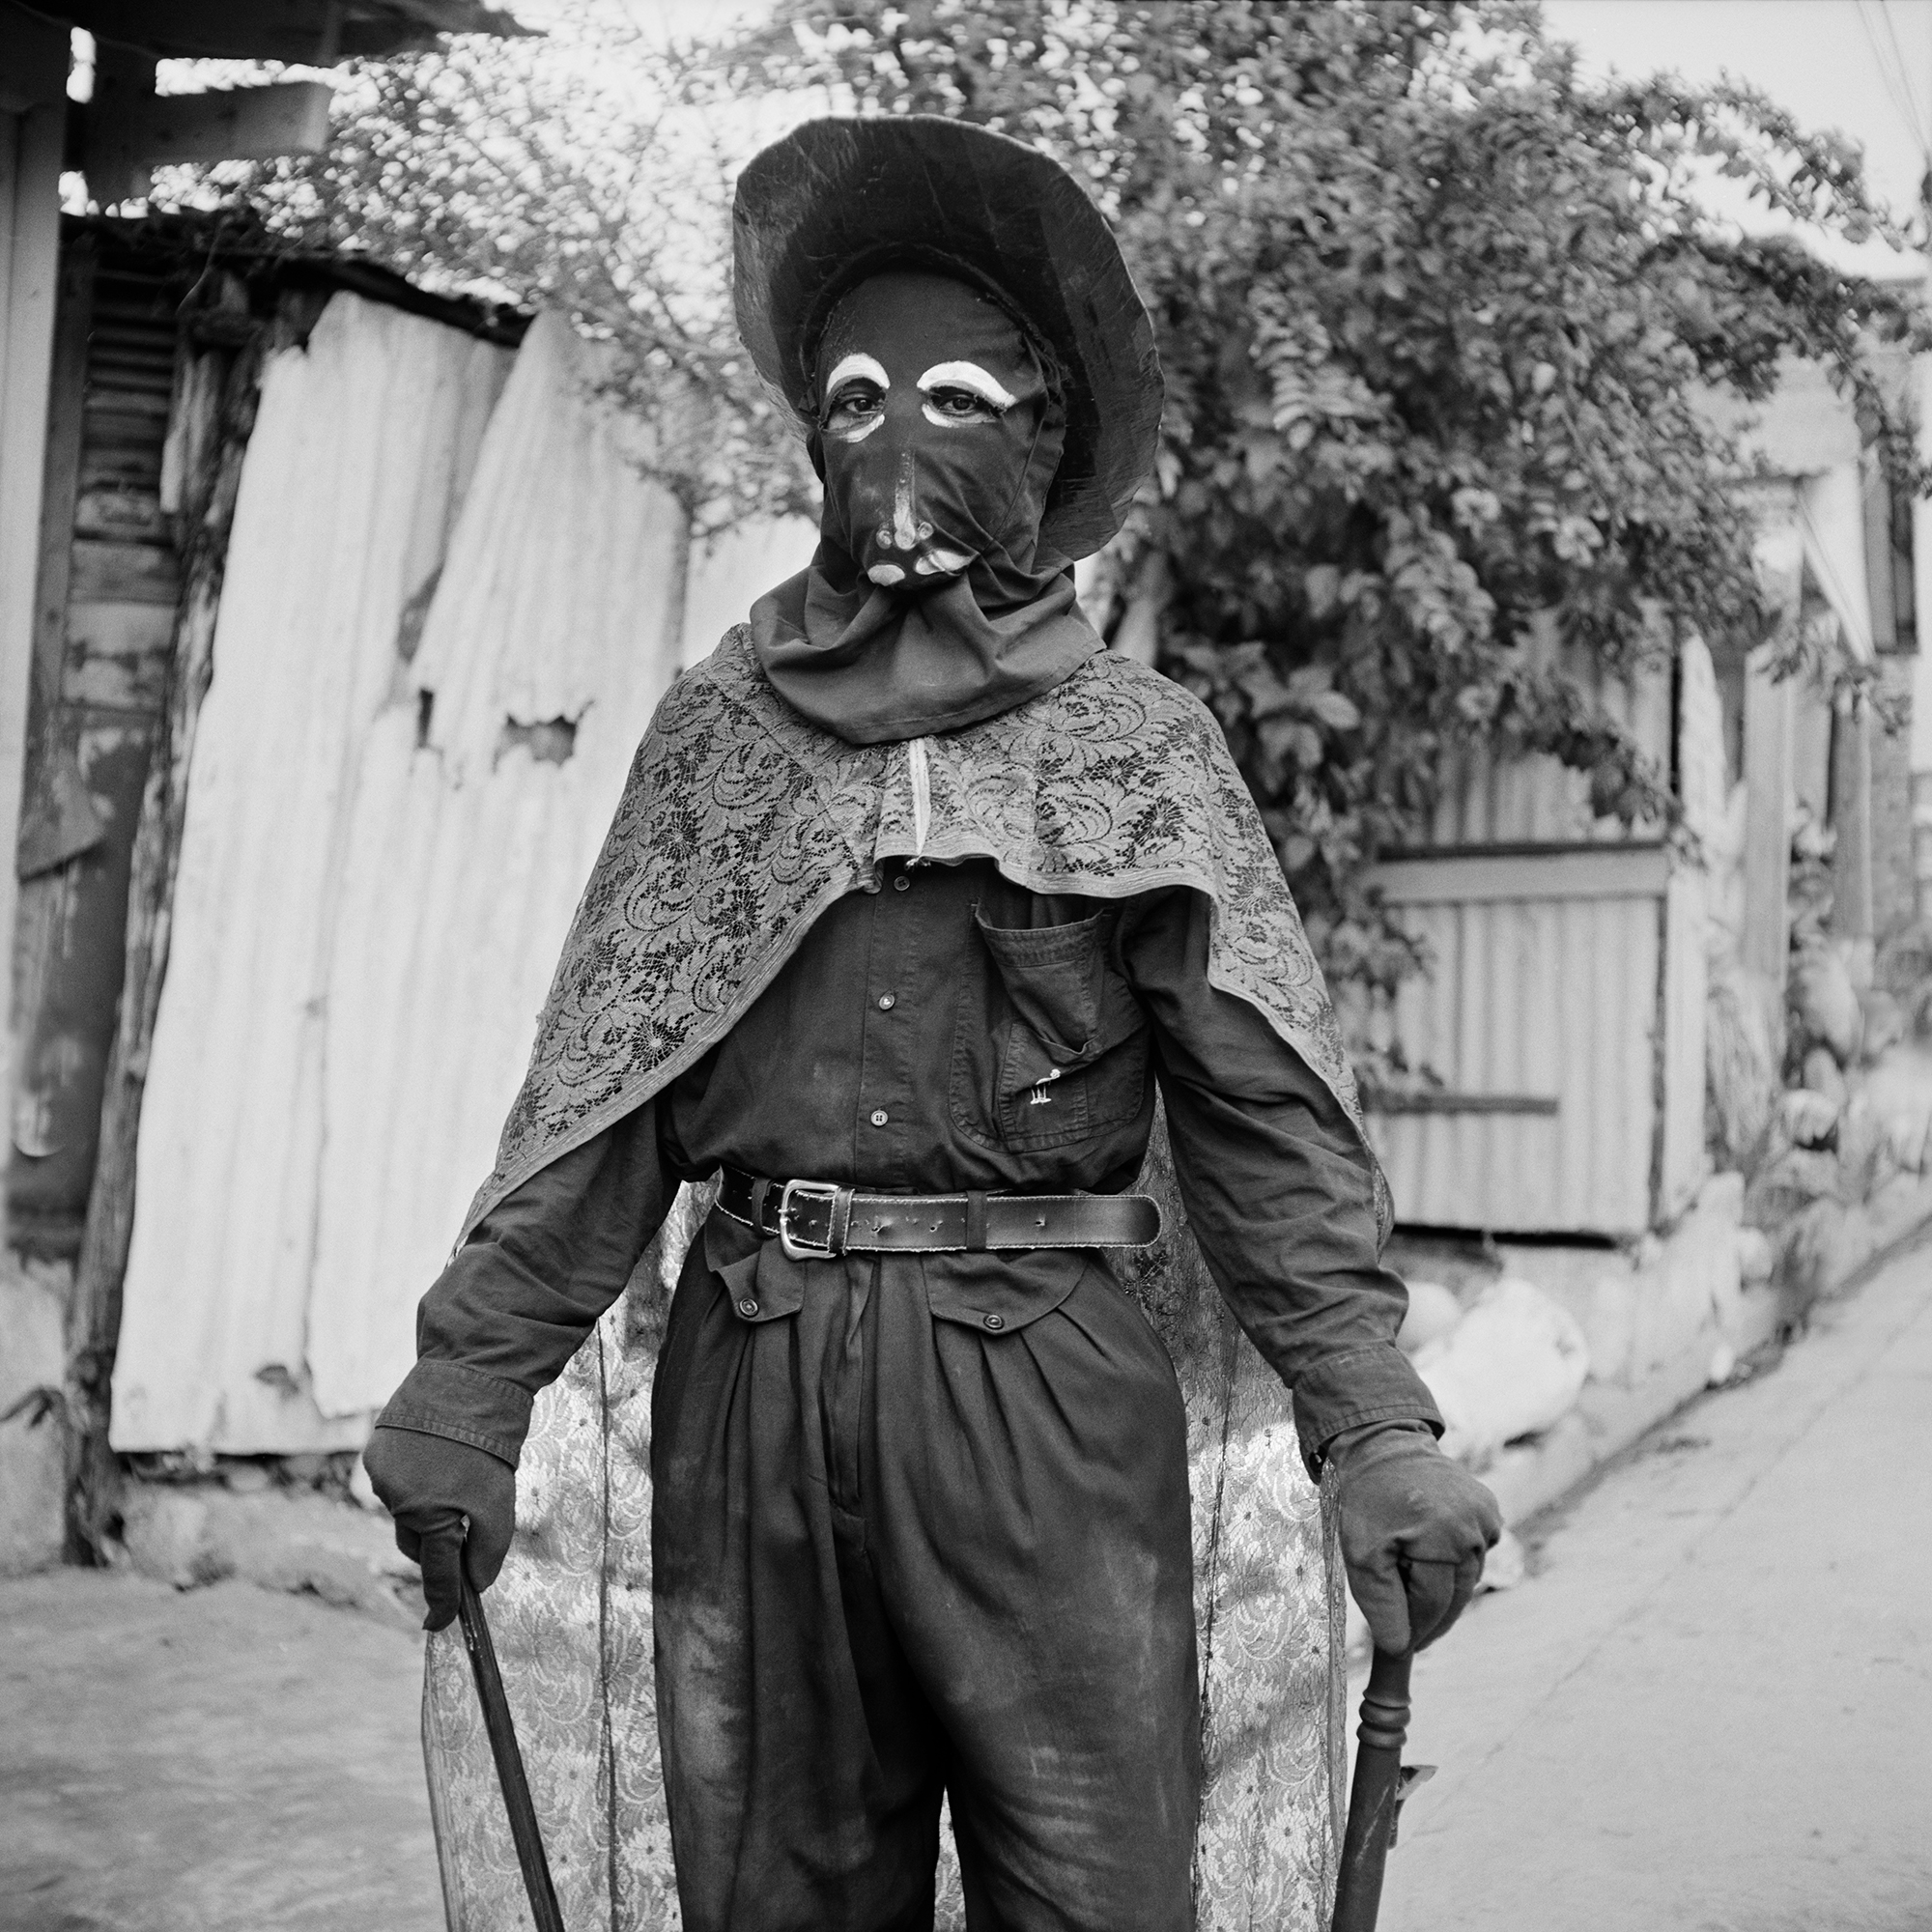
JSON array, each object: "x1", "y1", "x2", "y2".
[{"x1": 733, "y1": 115, "x2": 1162, "y2": 562}]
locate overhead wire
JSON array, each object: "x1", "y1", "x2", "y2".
[
  {"x1": 1877, "y1": 0, "x2": 1931, "y2": 154},
  {"x1": 1856, "y1": 0, "x2": 1931, "y2": 169}
]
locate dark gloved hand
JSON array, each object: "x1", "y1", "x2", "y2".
[
  {"x1": 362, "y1": 1425, "x2": 516, "y2": 1633},
  {"x1": 1329, "y1": 1421, "x2": 1502, "y2": 1654}
]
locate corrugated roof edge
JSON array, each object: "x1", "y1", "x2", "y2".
[
  {"x1": 62, "y1": 2, "x2": 535, "y2": 67},
  {"x1": 65, "y1": 211, "x2": 533, "y2": 349}
]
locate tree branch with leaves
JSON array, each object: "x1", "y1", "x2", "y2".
[{"x1": 721, "y1": 0, "x2": 1926, "y2": 1082}]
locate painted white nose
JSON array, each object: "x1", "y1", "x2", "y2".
[{"x1": 892, "y1": 456, "x2": 919, "y2": 552}]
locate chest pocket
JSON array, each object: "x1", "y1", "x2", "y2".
[{"x1": 951, "y1": 908, "x2": 1150, "y2": 1152}]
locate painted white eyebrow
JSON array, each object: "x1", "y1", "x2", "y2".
[
  {"x1": 825, "y1": 353, "x2": 890, "y2": 394},
  {"x1": 917, "y1": 361, "x2": 1017, "y2": 410}
]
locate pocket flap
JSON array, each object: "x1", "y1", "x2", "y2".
[
  {"x1": 974, "y1": 910, "x2": 1111, "y2": 1056},
  {"x1": 923, "y1": 1249, "x2": 1090, "y2": 1334},
  {"x1": 702, "y1": 1212, "x2": 808, "y2": 1323}
]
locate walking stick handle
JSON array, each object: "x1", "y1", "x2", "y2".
[
  {"x1": 1331, "y1": 1646, "x2": 1413, "y2": 1932},
  {"x1": 457, "y1": 1571, "x2": 568, "y2": 1932}
]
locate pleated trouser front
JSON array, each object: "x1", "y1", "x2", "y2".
[{"x1": 650, "y1": 1227, "x2": 1201, "y2": 1932}]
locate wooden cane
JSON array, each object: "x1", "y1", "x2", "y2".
[
  {"x1": 1331, "y1": 1647, "x2": 1415, "y2": 1932},
  {"x1": 457, "y1": 1571, "x2": 568, "y2": 1932}
]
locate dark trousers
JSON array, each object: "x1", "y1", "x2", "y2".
[{"x1": 650, "y1": 1226, "x2": 1201, "y2": 1932}]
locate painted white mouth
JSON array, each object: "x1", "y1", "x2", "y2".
[
  {"x1": 867, "y1": 563, "x2": 906, "y2": 586},
  {"x1": 913, "y1": 549, "x2": 974, "y2": 577}
]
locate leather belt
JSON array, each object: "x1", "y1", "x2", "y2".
[{"x1": 716, "y1": 1165, "x2": 1161, "y2": 1261}]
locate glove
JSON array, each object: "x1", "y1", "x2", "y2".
[
  {"x1": 362, "y1": 1424, "x2": 517, "y2": 1633},
  {"x1": 1328, "y1": 1421, "x2": 1502, "y2": 1654}
]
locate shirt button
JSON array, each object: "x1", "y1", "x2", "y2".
[
  {"x1": 877, "y1": 992, "x2": 896, "y2": 1010},
  {"x1": 737, "y1": 1297, "x2": 758, "y2": 1318},
  {"x1": 869, "y1": 1108, "x2": 889, "y2": 1127},
  {"x1": 894, "y1": 874, "x2": 911, "y2": 892},
  {"x1": 982, "y1": 1312, "x2": 1005, "y2": 1331}
]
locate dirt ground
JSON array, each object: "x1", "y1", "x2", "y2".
[{"x1": 0, "y1": 1570, "x2": 439, "y2": 1932}]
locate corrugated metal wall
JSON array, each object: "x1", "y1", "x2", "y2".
[
  {"x1": 112, "y1": 296, "x2": 515, "y2": 1452},
  {"x1": 1422, "y1": 648, "x2": 1674, "y2": 847},
  {"x1": 1368, "y1": 864, "x2": 1666, "y2": 1234},
  {"x1": 305, "y1": 312, "x2": 690, "y2": 1422},
  {"x1": 112, "y1": 302, "x2": 694, "y2": 1451},
  {"x1": 1366, "y1": 639, "x2": 1703, "y2": 1236}
]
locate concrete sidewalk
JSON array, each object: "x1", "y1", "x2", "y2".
[
  {"x1": 0, "y1": 1571, "x2": 439, "y2": 1932},
  {"x1": 1379, "y1": 1236, "x2": 1932, "y2": 1932}
]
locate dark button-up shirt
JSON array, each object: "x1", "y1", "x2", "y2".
[{"x1": 381, "y1": 857, "x2": 1438, "y2": 1463}]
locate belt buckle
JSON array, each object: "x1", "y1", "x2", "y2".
[{"x1": 777, "y1": 1178, "x2": 846, "y2": 1262}]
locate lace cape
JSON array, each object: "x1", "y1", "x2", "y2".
[
  {"x1": 426, "y1": 630, "x2": 1361, "y2": 1927},
  {"x1": 468, "y1": 625, "x2": 1387, "y2": 1239}
]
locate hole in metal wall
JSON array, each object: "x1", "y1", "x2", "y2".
[{"x1": 499, "y1": 717, "x2": 577, "y2": 765}]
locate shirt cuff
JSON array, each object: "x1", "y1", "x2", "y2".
[
  {"x1": 1290, "y1": 1344, "x2": 1443, "y2": 1475},
  {"x1": 375, "y1": 1358, "x2": 533, "y2": 1466}
]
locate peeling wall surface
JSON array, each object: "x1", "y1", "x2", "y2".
[
  {"x1": 305, "y1": 311, "x2": 689, "y2": 1422},
  {"x1": 111, "y1": 296, "x2": 514, "y2": 1452}
]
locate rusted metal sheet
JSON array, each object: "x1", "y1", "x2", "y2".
[
  {"x1": 12, "y1": 238, "x2": 181, "y2": 1247},
  {"x1": 1367, "y1": 873, "x2": 1663, "y2": 1236},
  {"x1": 11, "y1": 719, "x2": 152, "y2": 1234},
  {"x1": 110, "y1": 295, "x2": 513, "y2": 1453},
  {"x1": 305, "y1": 311, "x2": 691, "y2": 1421}
]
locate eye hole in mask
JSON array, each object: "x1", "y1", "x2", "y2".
[
  {"x1": 822, "y1": 353, "x2": 890, "y2": 442},
  {"x1": 918, "y1": 360, "x2": 1016, "y2": 426}
]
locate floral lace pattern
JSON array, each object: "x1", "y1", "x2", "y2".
[
  {"x1": 466, "y1": 628, "x2": 1387, "y2": 1242},
  {"x1": 423, "y1": 632, "x2": 1365, "y2": 1927}
]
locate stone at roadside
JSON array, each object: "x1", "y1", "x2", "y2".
[
  {"x1": 1413, "y1": 1278, "x2": 1590, "y2": 1465},
  {"x1": 121, "y1": 1490, "x2": 232, "y2": 1590},
  {"x1": 1707, "y1": 1340, "x2": 1737, "y2": 1387},
  {"x1": 1624, "y1": 1172, "x2": 1746, "y2": 1384},
  {"x1": 1791, "y1": 945, "x2": 1862, "y2": 1065},
  {"x1": 1398, "y1": 1280, "x2": 1463, "y2": 1356},
  {"x1": 349, "y1": 1454, "x2": 384, "y2": 1513},
  {"x1": 1476, "y1": 1525, "x2": 1525, "y2": 1593},
  {"x1": 1801, "y1": 1046, "x2": 1847, "y2": 1108},
  {"x1": 1779, "y1": 1086, "x2": 1841, "y2": 1150},
  {"x1": 119, "y1": 1478, "x2": 423, "y2": 1626},
  {"x1": 1581, "y1": 1271, "x2": 1637, "y2": 1387},
  {"x1": 1858, "y1": 989, "x2": 1906, "y2": 1065},
  {"x1": 1736, "y1": 1227, "x2": 1775, "y2": 1285},
  {"x1": 223, "y1": 1461, "x2": 272, "y2": 1494}
]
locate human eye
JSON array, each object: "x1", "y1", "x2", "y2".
[
  {"x1": 821, "y1": 353, "x2": 891, "y2": 437},
  {"x1": 924, "y1": 385, "x2": 996, "y2": 421},
  {"x1": 917, "y1": 359, "x2": 1015, "y2": 428},
  {"x1": 825, "y1": 380, "x2": 885, "y2": 428}
]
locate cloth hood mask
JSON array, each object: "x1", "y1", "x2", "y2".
[{"x1": 751, "y1": 270, "x2": 1100, "y2": 745}]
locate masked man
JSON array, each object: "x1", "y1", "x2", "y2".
[{"x1": 366, "y1": 116, "x2": 1500, "y2": 1932}]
